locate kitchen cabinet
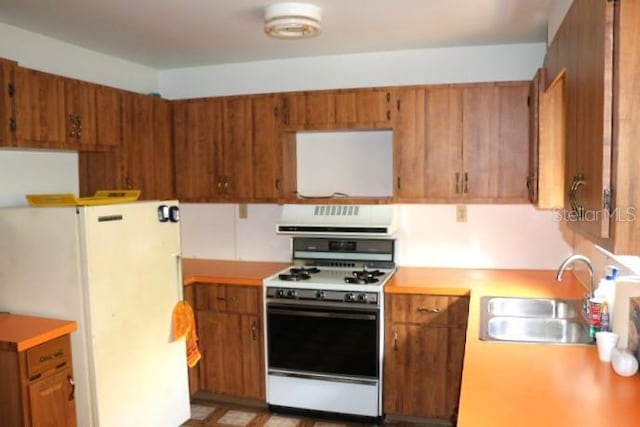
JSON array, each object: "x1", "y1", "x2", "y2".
[
  {"x1": 543, "y1": 0, "x2": 640, "y2": 254},
  {"x1": 79, "y1": 93, "x2": 174, "y2": 199},
  {"x1": 13, "y1": 66, "x2": 66, "y2": 149},
  {"x1": 0, "y1": 58, "x2": 17, "y2": 146},
  {"x1": 252, "y1": 94, "x2": 285, "y2": 201},
  {"x1": 394, "y1": 82, "x2": 529, "y2": 202},
  {"x1": 64, "y1": 78, "x2": 97, "y2": 148},
  {"x1": 0, "y1": 334, "x2": 77, "y2": 427},
  {"x1": 174, "y1": 96, "x2": 253, "y2": 201},
  {"x1": 384, "y1": 293, "x2": 469, "y2": 422},
  {"x1": 94, "y1": 84, "x2": 124, "y2": 148},
  {"x1": 282, "y1": 88, "x2": 394, "y2": 130},
  {"x1": 192, "y1": 283, "x2": 265, "y2": 401}
]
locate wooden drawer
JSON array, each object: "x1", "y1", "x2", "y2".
[
  {"x1": 387, "y1": 294, "x2": 469, "y2": 327},
  {"x1": 26, "y1": 335, "x2": 72, "y2": 379},
  {"x1": 194, "y1": 283, "x2": 261, "y2": 315}
]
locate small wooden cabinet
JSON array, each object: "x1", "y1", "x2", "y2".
[
  {"x1": 384, "y1": 293, "x2": 469, "y2": 422},
  {"x1": 0, "y1": 333, "x2": 77, "y2": 427},
  {"x1": 0, "y1": 58, "x2": 17, "y2": 146},
  {"x1": 252, "y1": 94, "x2": 286, "y2": 201},
  {"x1": 394, "y1": 82, "x2": 529, "y2": 203},
  {"x1": 191, "y1": 283, "x2": 265, "y2": 401}
]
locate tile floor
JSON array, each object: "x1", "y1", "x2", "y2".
[{"x1": 182, "y1": 402, "x2": 451, "y2": 427}]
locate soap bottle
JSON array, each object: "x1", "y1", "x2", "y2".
[
  {"x1": 594, "y1": 266, "x2": 618, "y2": 326},
  {"x1": 600, "y1": 301, "x2": 610, "y2": 332}
]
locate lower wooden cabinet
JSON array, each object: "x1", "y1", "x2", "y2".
[
  {"x1": 189, "y1": 283, "x2": 265, "y2": 401},
  {"x1": 0, "y1": 334, "x2": 77, "y2": 427},
  {"x1": 384, "y1": 293, "x2": 469, "y2": 422}
]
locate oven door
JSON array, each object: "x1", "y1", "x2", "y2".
[{"x1": 266, "y1": 301, "x2": 379, "y2": 380}]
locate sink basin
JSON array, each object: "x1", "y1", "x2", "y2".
[
  {"x1": 484, "y1": 317, "x2": 592, "y2": 344},
  {"x1": 484, "y1": 297, "x2": 577, "y2": 318},
  {"x1": 479, "y1": 296, "x2": 594, "y2": 345}
]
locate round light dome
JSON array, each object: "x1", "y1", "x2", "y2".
[{"x1": 264, "y1": 3, "x2": 322, "y2": 39}]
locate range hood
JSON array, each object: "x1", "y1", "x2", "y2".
[{"x1": 276, "y1": 204, "x2": 398, "y2": 237}]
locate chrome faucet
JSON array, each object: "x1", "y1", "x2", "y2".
[{"x1": 556, "y1": 254, "x2": 595, "y2": 298}]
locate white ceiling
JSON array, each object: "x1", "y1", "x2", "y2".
[{"x1": 0, "y1": 0, "x2": 554, "y2": 70}]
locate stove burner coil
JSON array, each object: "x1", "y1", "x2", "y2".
[
  {"x1": 290, "y1": 266, "x2": 320, "y2": 275},
  {"x1": 278, "y1": 272, "x2": 311, "y2": 281}
]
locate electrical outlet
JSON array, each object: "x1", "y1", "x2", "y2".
[
  {"x1": 456, "y1": 205, "x2": 467, "y2": 223},
  {"x1": 238, "y1": 203, "x2": 248, "y2": 219}
]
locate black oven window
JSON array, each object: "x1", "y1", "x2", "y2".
[{"x1": 267, "y1": 305, "x2": 379, "y2": 379}]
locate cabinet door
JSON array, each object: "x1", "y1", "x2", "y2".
[
  {"x1": 94, "y1": 85, "x2": 123, "y2": 147},
  {"x1": 239, "y1": 314, "x2": 265, "y2": 400},
  {"x1": 462, "y1": 83, "x2": 529, "y2": 202},
  {"x1": 424, "y1": 86, "x2": 463, "y2": 199},
  {"x1": 28, "y1": 365, "x2": 77, "y2": 427},
  {"x1": 0, "y1": 58, "x2": 16, "y2": 146},
  {"x1": 151, "y1": 97, "x2": 175, "y2": 200},
  {"x1": 122, "y1": 93, "x2": 154, "y2": 196},
  {"x1": 197, "y1": 310, "x2": 229, "y2": 395},
  {"x1": 13, "y1": 67, "x2": 66, "y2": 148},
  {"x1": 252, "y1": 95, "x2": 283, "y2": 200},
  {"x1": 394, "y1": 86, "x2": 423, "y2": 199},
  {"x1": 221, "y1": 97, "x2": 253, "y2": 200},
  {"x1": 527, "y1": 69, "x2": 544, "y2": 203},
  {"x1": 173, "y1": 99, "x2": 222, "y2": 201},
  {"x1": 64, "y1": 78, "x2": 96, "y2": 148},
  {"x1": 354, "y1": 88, "x2": 393, "y2": 126}
]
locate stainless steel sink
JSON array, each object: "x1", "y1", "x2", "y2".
[
  {"x1": 485, "y1": 297, "x2": 577, "y2": 318},
  {"x1": 479, "y1": 296, "x2": 594, "y2": 345}
]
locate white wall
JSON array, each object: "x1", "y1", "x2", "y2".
[
  {"x1": 547, "y1": 0, "x2": 574, "y2": 44},
  {"x1": 158, "y1": 43, "x2": 546, "y2": 99},
  {"x1": 180, "y1": 203, "x2": 571, "y2": 269},
  {"x1": 0, "y1": 149, "x2": 78, "y2": 206},
  {"x1": 0, "y1": 23, "x2": 158, "y2": 93}
]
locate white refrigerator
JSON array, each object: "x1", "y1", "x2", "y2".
[{"x1": 0, "y1": 201, "x2": 190, "y2": 427}]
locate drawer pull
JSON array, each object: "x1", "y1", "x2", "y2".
[
  {"x1": 68, "y1": 375, "x2": 75, "y2": 401},
  {"x1": 417, "y1": 306, "x2": 441, "y2": 313},
  {"x1": 40, "y1": 350, "x2": 64, "y2": 363},
  {"x1": 216, "y1": 297, "x2": 226, "y2": 301}
]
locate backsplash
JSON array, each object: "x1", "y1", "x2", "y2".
[{"x1": 180, "y1": 203, "x2": 572, "y2": 269}]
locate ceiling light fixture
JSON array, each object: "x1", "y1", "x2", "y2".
[{"x1": 264, "y1": 2, "x2": 322, "y2": 39}]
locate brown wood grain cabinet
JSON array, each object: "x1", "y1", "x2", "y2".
[
  {"x1": 79, "y1": 93, "x2": 175, "y2": 199},
  {"x1": 384, "y1": 293, "x2": 469, "y2": 422},
  {"x1": 220, "y1": 97, "x2": 254, "y2": 200},
  {"x1": 0, "y1": 334, "x2": 77, "y2": 427},
  {"x1": 282, "y1": 88, "x2": 393, "y2": 130},
  {"x1": 64, "y1": 78, "x2": 97, "y2": 148},
  {"x1": 394, "y1": 82, "x2": 529, "y2": 203},
  {"x1": 191, "y1": 283, "x2": 265, "y2": 401},
  {"x1": 13, "y1": 66, "x2": 66, "y2": 149},
  {"x1": 0, "y1": 58, "x2": 17, "y2": 146},
  {"x1": 252, "y1": 94, "x2": 285, "y2": 201},
  {"x1": 543, "y1": 0, "x2": 640, "y2": 254}
]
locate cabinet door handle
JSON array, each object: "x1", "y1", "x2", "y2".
[
  {"x1": 251, "y1": 320, "x2": 257, "y2": 341},
  {"x1": 455, "y1": 172, "x2": 461, "y2": 194},
  {"x1": 215, "y1": 296, "x2": 226, "y2": 301},
  {"x1": 68, "y1": 375, "x2": 75, "y2": 401},
  {"x1": 216, "y1": 178, "x2": 224, "y2": 194},
  {"x1": 463, "y1": 172, "x2": 469, "y2": 194},
  {"x1": 417, "y1": 306, "x2": 441, "y2": 313},
  {"x1": 397, "y1": 176, "x2": 401, "y2": 190},
  {"x1": 393, "y1": 330, "x2": 399, "y2": 351}
]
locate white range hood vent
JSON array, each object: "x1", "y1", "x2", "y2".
[{"x1": 276, "y1": 204, "x2": 397, "y2": 237}]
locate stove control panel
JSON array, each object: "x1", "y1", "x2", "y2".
[{"x1": 266, "y1": 287, "x2": 379, "y2": 305}]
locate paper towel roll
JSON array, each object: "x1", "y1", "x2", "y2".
[{"x1": 613, "y1": 278, "x2": 640, "y2": 348}]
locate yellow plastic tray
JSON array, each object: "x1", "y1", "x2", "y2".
[{"x1": 26, "y1": 190, "x2": 141, "y2": 207}]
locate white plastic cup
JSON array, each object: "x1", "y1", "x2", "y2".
[{"x1": 595, "y1": 331, "x2": 619, "y2": 362}]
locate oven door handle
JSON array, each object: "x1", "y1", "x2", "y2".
[{"x1": 268, "y1": 308, "x2": 376, "y2": 321}]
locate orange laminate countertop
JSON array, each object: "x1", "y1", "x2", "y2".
[
  {"x1": 182, "y1": 258, "x2": 289, "y2": 286},
  {"x1": 0, "y1": 314, "x2": 77, "y2": 352},
  {"x1": 389, "y1": 267, "x2": 640, "y2": 427}
]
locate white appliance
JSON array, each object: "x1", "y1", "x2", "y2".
[
  {"x1": 0, "y1": 201, "x2": 190, "y2": 427},
  {"x1": 276, "y1": 204, "x2": 398, "y2": 237},
  {"x1": 263, "y1": 237, "x2": 396, "y2": 421}
]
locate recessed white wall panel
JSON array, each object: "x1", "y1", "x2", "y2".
[
  {"x1": 0, "y1": 150, "x2": 78, "y2": 207},
  {"x1": 234, "y1": 205, "x2": 291, "y2": 262},
  {"x1": 296, "y1": 131, "x2": 393, "y2": 198}
]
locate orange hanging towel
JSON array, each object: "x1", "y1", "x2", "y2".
[{"x1": 172, "y1": 300, "x2": 201, "y2": 368}]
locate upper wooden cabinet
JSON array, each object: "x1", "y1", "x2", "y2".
[
  {"x1": 0, "y1": 58, "x2": 17, "y2": 146},
  {"x1": 394, "y1": 82, "x2": 529, "y2": 203},
  {"x1": 64, "y1": 78, "x2": 97, "y2": 147},
  {"x1": 252, "y1": 94, "x2": 284, "y2": 201},
  {"x1": 282, "y1": 88, "x2": 394, "y2": 130},
  {"x1": 543, "y1": 0, "x2": 640, "y2": 254},
  {"x1": 79, "y1": 93, "x2": 175, "y2": 200},
  {"x1": 13, "y1": 66, "x2": 66, "y2": 148},
  {"x1": 174, "y1": 96, "x2": 255, "y2": 202}
]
